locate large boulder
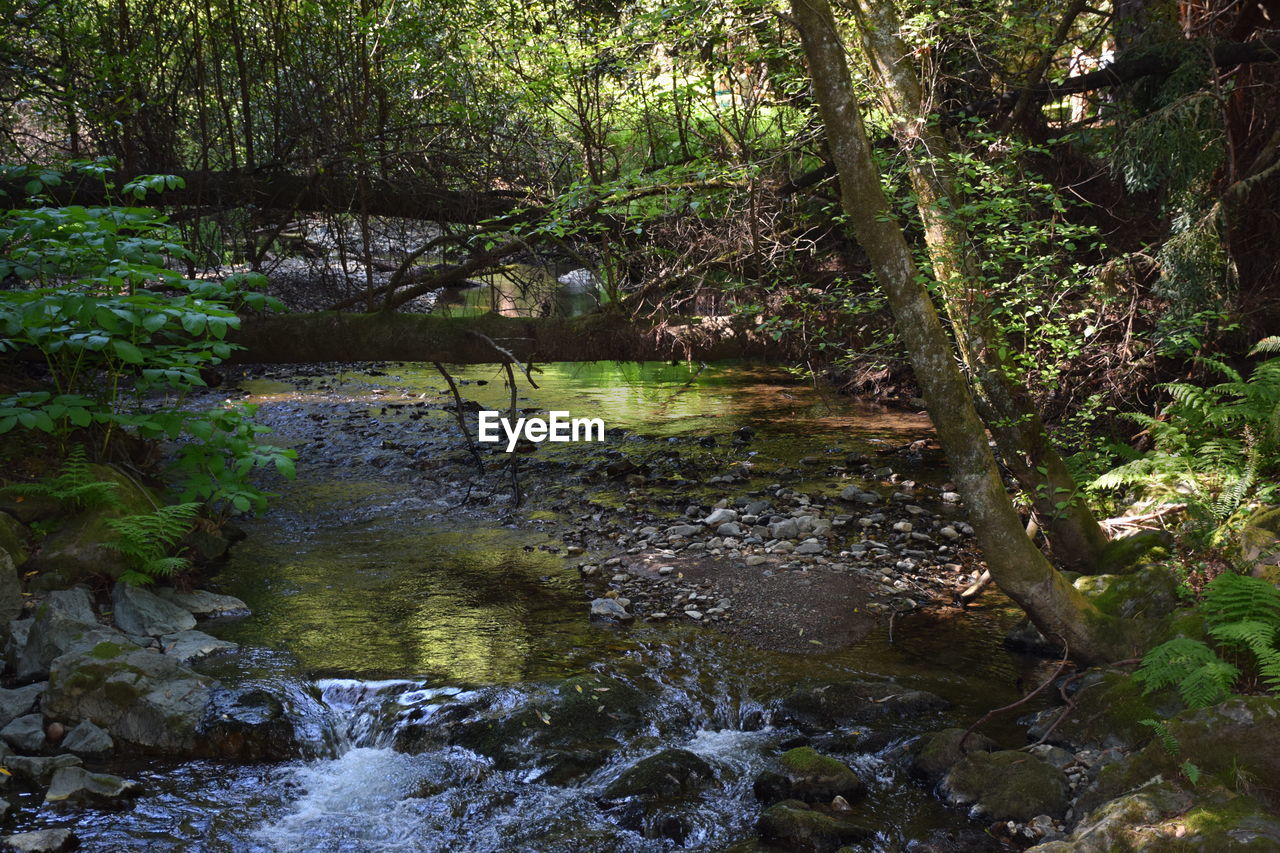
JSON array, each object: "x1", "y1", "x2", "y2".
[
  {"x1": 757, "y1": 799, "x2": 873, "y2": 851},
  {"x1": 0, "y1": 714, "x2": 48, "y2": 753},
  {"x1": 753, "y1": 747, "x2": 866, "y2": 804},
  {"x1": 1028, "y1": 779, "x2": 1280, "y2": 853},
  {"x1": 1076, "y1": 695, "x2": 1280, "y2": 818},
  {"x1": 942, "y1": 750, "x2": 1070, "y2": 821},
  {"x1": 14, "y1": 594, "x2": 122, "y2": 683},
  {"x1": 600, "y1": 748, "x2": 718, "y2": 844},
  {"x1": 196, "y1": 686, "x2": 311, "y2": 761},
  {"x1": 159, "y1": 630, "x2": 237, "y2": 664},
  {"x1": 1026, "y1": 669, "x2": 1178, "y2": 752},
  {"x1": 111, "y1": 584, "x2": 196, "y2": 637},
  {"x1": 1073, "y1": 564, "x2": 1182, "y2": 619},
  {"x1": 395, "y1": 674, "x2": 653, "y2": 784},
  {"x1": 41, "y1": 639, "x2": 212, "y2": 754},
  {"x1": 778, "y1": 680, "x2": 949, "y2": 733},
  {"x1": 911, "y1": 727, "x2": 999, "y2": 782}
]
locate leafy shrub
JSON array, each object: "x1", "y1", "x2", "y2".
[
  {"x1": 1135, "y1": 572, "x2": 1280, "y2": 707},
  {"x1": 0, "y1": 160, "x2": 294, "y2": 515}
]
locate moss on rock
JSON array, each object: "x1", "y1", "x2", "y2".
[{"x1": 943, "y1": 750, "x2": 1070, "y2": 821}]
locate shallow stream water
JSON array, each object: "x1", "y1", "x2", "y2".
[{"x1": 27, "y1": 362, "x2": 1049, "y2": 851}]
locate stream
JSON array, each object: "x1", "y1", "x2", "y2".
[{"x1": 26, "y1": 362, "x2": 1053, "y2": 851}]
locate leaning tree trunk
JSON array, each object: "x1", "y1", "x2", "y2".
[
  {"x1": 846, "y1": 0, "x2": 1109, "y2": 569},
  {"x1": 790, "y1": 0, "x2": 1135, "y2": 663}
]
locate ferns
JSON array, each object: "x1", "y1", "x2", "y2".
[
  {"x1": 105, "y1": 502, "x2": 200, "y2": 586},
  {"x1": 1093, "y1": 343, "x2": 1280, "y2": 526},
  {"x1": 1136, "y1": 572, "x2": 1280, "y2": 707},
  {"x1": 1, "y1": 446, "x2": 121, "y2": 511}
]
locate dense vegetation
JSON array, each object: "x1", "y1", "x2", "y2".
[{"x1": 2, "y1": 0, "x2": 1279, "y2": 691}]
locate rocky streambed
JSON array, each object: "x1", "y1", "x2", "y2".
[{"x1": 3, "y1": 360, "x2": 1277, "y2": 851}]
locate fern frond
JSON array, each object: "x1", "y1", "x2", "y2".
[
  {"x1": 1, "y1": 446, "x2": 121, "y2": 511},
  {"x1": 105, "y1": 502, "x2": 200, "y2": 585},
  {"x1": 1201, "y1": 572, "x2": 1280, "y2": 626},
  {"x1": 1208, "y1": 619, "x2": 1277, "y2": 658},
  {"x1": 1250, "y1": 337, "x2": 1280, "y2": 355},
  {"x1": 1135, "y1": 637, "x2": 1223, "y2": 692}
]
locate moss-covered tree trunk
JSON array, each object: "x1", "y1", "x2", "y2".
[
  {"x1": 790, "y1": 0, "x2": 1133, "y2": 663},
  {"x1": 846, "y1": 0, "x2": 1109, "y2": 570}
]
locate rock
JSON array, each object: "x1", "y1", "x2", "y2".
[
  {"x1": 753, "y1": 747, "x2": 866, "y2": 804},
  {"x1": 715, "y1": 522, "x2": 743, "y2": 537},
  {"x1": 2, "y1": 754, "x2": 82, "y2": 785},
  {"x1": 42, "y1": 639, "x2": 213, "y2": 754},
  {"x1": 702, "y1": 508, "x2": 738, "y2": 526},
  {"x1": 590, "y1": 598, "x2": 632, "y2": 622},
  {"x1": 757, "y1": 799, "x2": 873, "y2": 851},
  {"x1": 1, "y1": 714, "x2": 47, "y2": 753},
  {"x1": 1, "y1": 829, "x2": 79, "y2": 852},
  {"x1": 1074, "y1": 564, "x2": 1182, "y2": 619},
  {"x1": 0, "y1": 513, "x2": 29, "y2": 566},
  {"x1": 153, "y1": 587, "x2": 251, "y2": 621},
  {"x1": 601, "y1": 748, "x2": 717, "y2": 844},
  {"x1": 938, "y1": 526, "x2": 961, "y2": 541},
  {"x1": 15, "y1": 599, "x2": 121, "y2": 683},
  {"x1": 196, "y1": 686, "x2": 311, "y2": 761},
  {"x1": 24, "y1": 465, "x2": 159, "y2": 585},
  {"x1": 1026, "y1": 670, "x2": 1177, "y2": 752},
  {"x1": 943, "y1": 750, "x2": 1070, "y2": 821},
  {"x1": 59, "y1": 720, "x2": 113, "y2": 760},
  {"x1": 664, "y1": 524, "x2": 701, "y2": 539},
  {"x1": 911, "y1": 727, "x2": 998, "y2": 782},
  {"x1": 779, "y1": 681, "x2": 949, "y2": 732},
  {"x1": 794, "y1": 542, "x2": 823, "y2": 555},
  {"x1": 1240, "y1": 506, "x2": 1280, "y2": 580},
  {"x1": 44, "y1": 766, "x2": 142, "y2": 809},
  {"x1": 1094, "y1": 529, "x2": 1172, "y2": 575},
  {"x1": 0, "y1": 552, "x2": 21, "y2": 643},
  {"x1": 111, "y1": 583, "x2": 197, "y2": 637},
  {"x1": 43, "y1": 589, "x2": 97, "y2": 624},
  {"x1": 396, "y1": 675, "x2": 651, "y2": 785},
  {"x1": 159, "y1": 630, "x2": 238, "y2": 663},
  {"x1": 734, "y1": 426, "x2": 755, "y2": 441},
  {"x1": 0, "y1": 684, "x2": 46, "y2": 730},
  {"x1": 602, "y1": 748, "x2": 715, "y2": 800},
  {"x1": 769, "y1": 519, "x2": 799, "y2": 539}
]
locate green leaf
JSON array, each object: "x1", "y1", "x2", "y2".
[{"x1": 112, "y1": 339, "x2": 144, "y2": 363}]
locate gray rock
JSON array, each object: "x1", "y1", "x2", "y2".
[
  {"x1": 44, "y1": 589, "x2": 96, "y2": 624},
  {"x1": 2, "y1": 754, "x2": 82, "y2": 785},
  {"x1": 0, "y1": 684, "x2": 45, "y2": 730},
  {"x1": 589, "y1": 598, "x2": 632, "y2": 622},
  {"x1": 769, "y1": 519, "x2": 798, "y2": 539},
  {"x1": 16, "y1": 603, "x2": 125, "y2": 683},
  {"x1": 0, "y1": 714, "x2": 46, "y2": 753},
  {"x1": 111, "y1": 584, "x2": 196, "y2": 637},
  {"x1": 0, "y1": 551, "x2": 20, "y2": 642},
  {"x1": 754, "y1": 746, "x2": 866, "y2": 804},
  {"x1": 716, "y1": 522, "x2": 743, "y2": 537},
  {"x1": 1, "y1": 829, "x2": 79, "y2": 852},
  {"x1": 4, "y1": 619, "x2": 31, "y2": 672},
  {"x1": 153, "y1": 588, "x2": 250, "y2": 620},
  {"x1": 665, "y1": 524, "x2": 700, "y2": 539},
  {"x1": 159, "y1": 630, "x2": 238, "y2": 663},
  {"x1": 794, "y1": 542, "x2": 823, "y2": 555},
  {"x1": 42, "y1": 640, "x2": 213, "y2": 754},
  {"x1": 59, "y1": 720, "x2": 113, "y2": 760},
  {"x1": 45, "y1": 766, "x2": 142, "y2": 809},
  {"x1": 702, "y1": 508, "x2": 738, "y2": 526}
]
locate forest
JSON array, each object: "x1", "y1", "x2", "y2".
[{"x1": 1, "y1": 0, "x2": 1279, "y2": 849}]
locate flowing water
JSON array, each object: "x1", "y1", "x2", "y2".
[{"x1": 29, "y1": 363, "x2": 1051, "y2": 851}]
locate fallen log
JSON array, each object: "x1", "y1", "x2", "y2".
[{"x1": 227, "y1": 311, "x2": 779, "y2": 365}]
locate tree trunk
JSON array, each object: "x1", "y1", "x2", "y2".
[
  {"x1": 846, "y1": 0, "x2": 1109, "y2": 569},
  {"x1": 789, "y1": 0, "x2": 1134, "y2": 664}
]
